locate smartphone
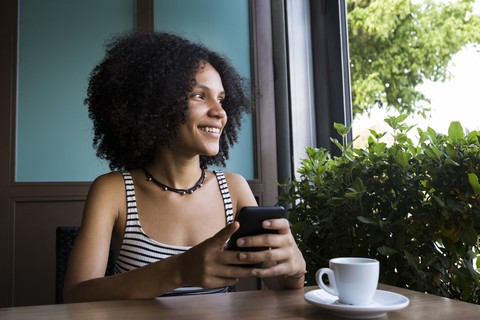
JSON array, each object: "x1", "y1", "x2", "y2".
[{"x1": 226, "y1": 206, "x2": 289, "y2": 252}]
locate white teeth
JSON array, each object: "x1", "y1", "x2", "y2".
[{"x1": 200, "y1": 127, "x2": 220, "y2": 133}]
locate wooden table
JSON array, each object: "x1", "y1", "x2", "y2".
[{"x1": 1, "y1": 284, "x2": 479, "y2": 319}]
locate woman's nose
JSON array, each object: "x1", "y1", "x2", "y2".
[{"x1": 209, "y1": 100, "x2": 227, "y2": 119}]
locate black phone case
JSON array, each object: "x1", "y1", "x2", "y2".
[{"x1": 226, "y1": 206, "x2": 288, "y2": 252}]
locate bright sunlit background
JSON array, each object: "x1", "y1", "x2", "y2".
[{"x1": 353, "y1": 1, "x2": 480, "y2": 147}]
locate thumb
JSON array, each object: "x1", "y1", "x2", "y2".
[{"x1": 211, "y1": 222, "x2": 239, "y2": 248}]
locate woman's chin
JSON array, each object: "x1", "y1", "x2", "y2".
[{"x1": 202, "y1": 149, "x2": 220, "y2": 157}]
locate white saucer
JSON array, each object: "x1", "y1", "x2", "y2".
[{"x1": 304, "y1": 289, "x2": 409, "y2": 319}]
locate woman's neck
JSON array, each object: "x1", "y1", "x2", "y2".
[{"x1": 146, "y1": 152, "x2": 202, "y2": 190}]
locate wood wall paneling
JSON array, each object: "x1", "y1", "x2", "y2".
[{"x1": 13, "y1": 200, "x2": 84, "y2": 306}]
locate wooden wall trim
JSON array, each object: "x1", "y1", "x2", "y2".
[
  {"x1": 11, "y1": 183, "x2": 91, "y2": 194},
  {"x1": 0, "y1": 0, "x2": 17, "y2": 307},
  {"x1": 136, "y1": 0, "x2": 154, "y2": 32},
  {"x1": 0, "y1": 0, "x2": 17, "y2": 188},
  {"x1": 0, "y1": 0, "x2": 18, "y2": 307}
]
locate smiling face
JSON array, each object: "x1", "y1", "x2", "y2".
[{"x1": 173, "y1": 62, "x2": 227, "y2": 158}]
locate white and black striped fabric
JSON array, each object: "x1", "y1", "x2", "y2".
[{"x1": 113, "y1": 171, "x2": 234, "y2": 296}]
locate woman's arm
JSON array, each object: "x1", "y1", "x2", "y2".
[{"x1": 63, "y1": 173, "x2": 180, "y2": 301}]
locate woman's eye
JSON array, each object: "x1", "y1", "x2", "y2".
[
  {"x1": 217, "y1": 97, "x2": 224, "y2": 104},
  {"x1": 192, "y1": 93, "x2": 204, "y2": 99}
]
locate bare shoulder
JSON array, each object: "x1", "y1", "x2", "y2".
[
  {"x1": 221, "y1": 171, "x2": 257, "y2": 211},
  {"x1": 222, "y1": 171, "x2": 253, "y2": 195},
  {"x1": 222, "y1": 171, "x2": 248, "y2": 186},
  {"x1": 83, "y1": 171, "x2": 126, "y2": 223},
  {"x1": 88, "y1": 171, "x2": 126, "y2": 200},
  {"x1": 90, "y1": 171, "x2": 125, "y2": 190}
]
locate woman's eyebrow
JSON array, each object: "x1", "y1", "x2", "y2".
[
  {"x1": 193, "y1": 84, "x2": 225, "y2": 95},
  {"x1": 193, "y1": 84, "x2": 208, "y2": 90}
]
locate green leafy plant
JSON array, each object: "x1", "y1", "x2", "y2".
[{"x1": 278, "y1": 115, "x2": 480, "y2": 303}]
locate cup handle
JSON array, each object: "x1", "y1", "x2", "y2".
[{"x1": 315, "y1": 268, "x2": 338, "y2": 296}]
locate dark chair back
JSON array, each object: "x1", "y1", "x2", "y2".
[{"x1": 55, "y1": 226, "x2": 115, "y2": 304}]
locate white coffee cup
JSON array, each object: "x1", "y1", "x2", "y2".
[{"x1": 316, "y1": 257, "x2": 379, "y2": 305}]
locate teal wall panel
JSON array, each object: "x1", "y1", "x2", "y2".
[
  {"x1": 16, "y1": 0, "x2": 135, "y2": 181},
  {"x1": 154, "y1": 0, "x2": 255, "y2": 180}
]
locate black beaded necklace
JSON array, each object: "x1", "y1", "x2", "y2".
[{"x1": 143, "y1": 167, "x2": 206, "y2": 195}]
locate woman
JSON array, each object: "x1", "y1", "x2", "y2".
[{"x1": 63, "y1": 31, "x2": 306, "y2": 303}]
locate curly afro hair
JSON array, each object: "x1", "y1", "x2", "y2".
[{"x1": 85, "y1": 31, "x2": 254, "y2": 171}]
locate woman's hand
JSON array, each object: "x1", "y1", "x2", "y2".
[
  {"x1": 174, "y1": 222, "x2": 255, "y2": 289},
  {"x1": 233, "y1": 218, "x2": 306, "y2": 288}
]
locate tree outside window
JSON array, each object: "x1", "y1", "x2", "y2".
[{"x1": 348, "y1": 0, "x2": 480, "y2": 147}]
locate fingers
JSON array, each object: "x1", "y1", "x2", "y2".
[
  {"x1": 232, "y1": 218, "x2": 291, "y2": 249},
  {"x1": 211, "y1": 222, "x2": 240, "y2": 248},
  {"x1": 217, "y1": 263, "x2": 257, "y2": 279},
  {"x1": 198, "y1": 264, "x2": 257, "y2": 289},
  {"x1": 235, "y1": 249, "x2": 299, "y2": 279},
  {"x1": 237, "y1": 230, "x2": 295, "y2": 250},
  {"x1": 262, "y1": 218, "x2": 290, "y2": 234},
  {"x1": 235, "y1": 247, "x2": 288, "y2": 267},
  {"x1": 245, "y1": 248, "x2": 305, "y2": 280},
  {"x1": 192, "y1": 272, "x2": 241, "y2": 290},
  {"x1": 252, "y1": 262, "x2": 289, "y2": 279}
]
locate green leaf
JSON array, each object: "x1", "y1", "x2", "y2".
[
  {"x1": 332, "y1": 140, "x2": 343, "y2": 151},
  {"x1": 357, "y1": 216, "x2": 378, "y2": 225},
  {"x1": 384, "y1": 116, "x2": 396, "y2": 129},
  {"x1": 464, "y1": 260, "x2": 480, "y2": 288},
  {"x1": 418, "y1": 130, "x2": 428, "y2": 143},
  {"x1": 445, "y1": 144, "x2": 459, "y2": 160},
  {"x1": 290, "y1": 221, "x2": 306, "y2": 235},
  {"x1": 397, "y1": 133, "x2": 408, "y2": 144},
  {"x1": 444, "y1": 158, "x2": 459, "y2": 166},
  {"x1": 432, "y1": 195, "x2": 445, "y2": 207},
  {"x1": 427, "y1": 127, "x2": 437, "y2": 141},
  {"x1": 369, "y1": 129, "x2": 386, "y2": 140},
  {"x1": 404, "y1": 250, "x2": 418, "y2": 269},
  {"x1": 468, "y1": 173, "x2": 480, "y2": 194},
  {"x1": 431, "y1": 145, "x2": 441, "y2": 157},
  {"x1": 424, "y1": 148, "x2": 437, "y2": 160},
  {"x1": 397, "y1": 114, "x2": 408, "y2": 123},
  {"x1": 460, "y1": 282, "x2": 473, "y2": 301},
  {"x1": 467, "y1": 131, "x2": 479, "y2": 144},
  {"x1": 377, "y1": 246, "x2": 399, "y2": 256},
  {"x1": 448, "y1": 121, "x2": 464, "y2": 142},
  {"x1": 459, "y1": 225, "x2": 477, "y2": 246},
  {"x1": 395, "y1": 149, "x2": 409, "y2": 167},
  {"x1": 374, "y1": 142, "x2": 387, "y2": 154},
  {"x1": 345, "y1": 192, "x2": 359, "y2": 199},
  {"x1": 352, "y1": 177, "x2": 365, "y2": 193},
  {"x1": 334, "y1": 122, "x2": 350, "y2": 136}
]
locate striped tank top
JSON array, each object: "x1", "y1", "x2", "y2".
[{"x1": 114, "y1": 171, "x2": 234, "y2": 296}]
